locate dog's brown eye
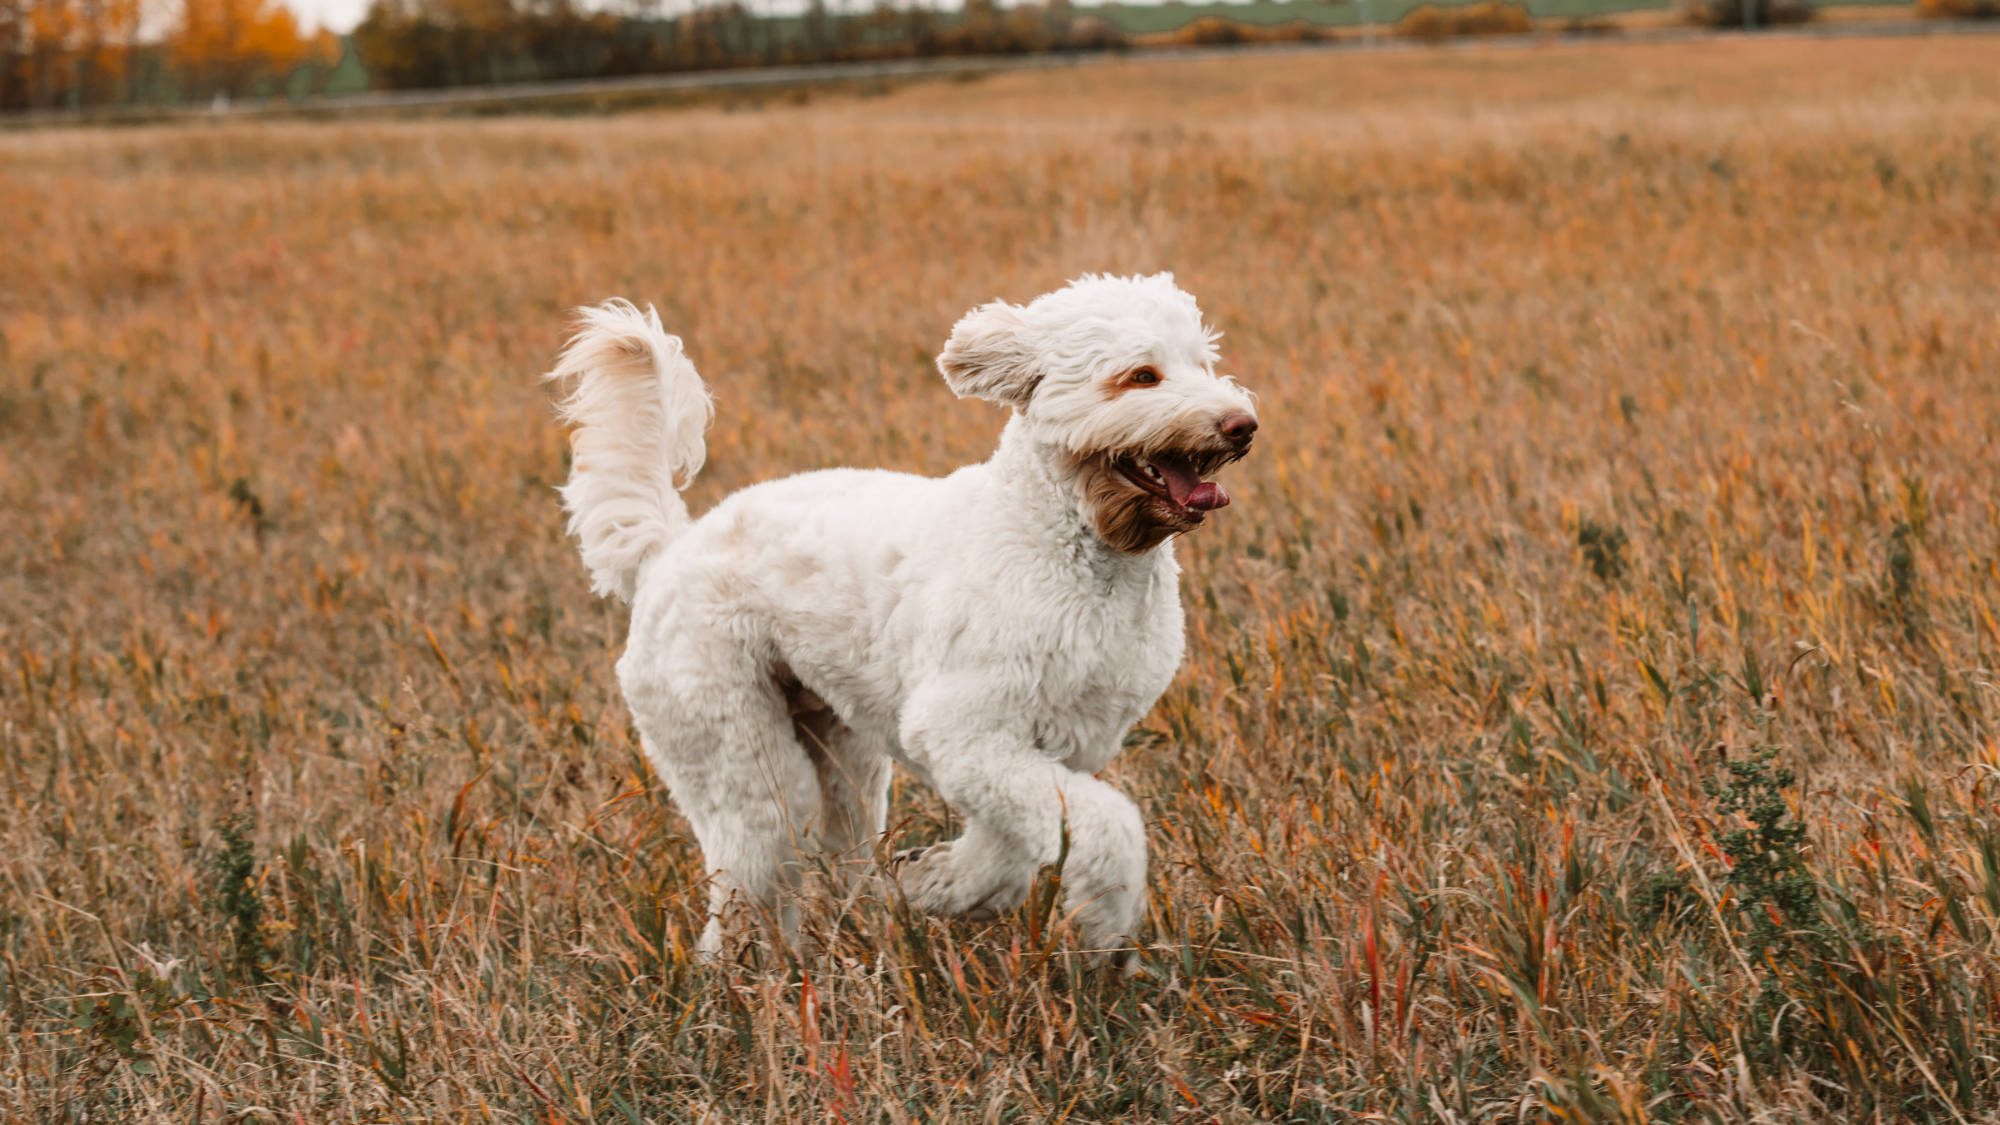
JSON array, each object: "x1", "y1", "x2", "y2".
[{"x1": 1128, "y1": 367, "x2": 1161, "y2": 387}]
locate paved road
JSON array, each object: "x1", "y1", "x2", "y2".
[{"x1": 5, "y1": 18, "x2": 1995, "y2": 129}]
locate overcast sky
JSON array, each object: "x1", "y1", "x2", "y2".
[{"x1": 290, "y1": 0, "x2": 369, "y2": 32}]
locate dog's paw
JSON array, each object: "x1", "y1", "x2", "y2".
[
  {"x1": 890, "y1": 841, "x2": 1031, "y2": 921},
  {"x1": 890, "y1": 841, "x2": 964, "y2": 914},
  {"x1": 889, "y1": 844, "x2": 933, "y2": 871},
  {"x1": 1089, "y1": 946, "x2": 1147, "y2": 981}
]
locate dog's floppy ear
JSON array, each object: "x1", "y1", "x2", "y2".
[{"x1": 937, "y1": 300, "x2": 1041, "y2": 408}]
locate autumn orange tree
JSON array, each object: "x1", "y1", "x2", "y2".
[
  {"x1": 169, "y1": 0, "x2": 335, "y2": 99},
  {"x1": 1, "y1": 0, "x2": 145, "y2": 110}
]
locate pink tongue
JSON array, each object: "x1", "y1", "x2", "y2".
[
  {"x1": 1157, "y1": 460, "x2": 1230, "y2": 511},
  {"x1": 1185, "y1": 481, "x2": 1230, "y2": 511}
]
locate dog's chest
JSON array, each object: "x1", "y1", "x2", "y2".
[{"x1": 1020, "y1": 580, "x2": 1184, "y2": 772}]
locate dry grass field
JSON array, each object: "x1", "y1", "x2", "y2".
[{"x1": 4, "y1": 37, "x2": 2000, "y2": 1122}]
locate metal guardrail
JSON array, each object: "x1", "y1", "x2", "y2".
[{"x1": 3, "y1": 18, "x2": 1994, "y2": 129}]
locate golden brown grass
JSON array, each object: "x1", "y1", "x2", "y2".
[{"x1": 4, "y1": 38, "x2": 2000, "y2": 1121}]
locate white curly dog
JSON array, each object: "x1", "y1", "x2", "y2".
[{"x1": 544, "y1": 273, "x2": 1257, "y2": 966}]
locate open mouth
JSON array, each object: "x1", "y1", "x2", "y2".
[{"x1": 1113, "y1": 449, "x2": 1240, "y2": 524}]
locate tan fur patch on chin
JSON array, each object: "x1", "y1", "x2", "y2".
[{"x1": 1069, "y1": 454, "x2": 1188, "y2": 554}]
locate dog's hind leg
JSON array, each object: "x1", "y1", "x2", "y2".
[
  {"x1": 781, "y1": 668, "x2": 892, "y2": 890},
  {"x1": 627, "y1": 650, "x2": 824, "y2": 962},
  {"x1": 809, "y1": 732, "x2": 892, "y2": 877}
]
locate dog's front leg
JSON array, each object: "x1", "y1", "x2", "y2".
[{"x1": 896, "y1": 685, "x2": 1147, "y2": 962}]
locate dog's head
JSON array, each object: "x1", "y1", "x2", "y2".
[{"x1": 938, "y1": 273, "x2": 1258, "y2": 553}]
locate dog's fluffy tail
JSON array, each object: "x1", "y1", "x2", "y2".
[{"x1": 544, "y1": 299, "x2": 713, "y2": 602}]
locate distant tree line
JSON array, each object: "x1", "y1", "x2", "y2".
[
  {"x1": 350, "y1": 0, "x2": 1125, "y2": 91},
  {"x1": 2, "y1": 0, "x2": 337, "y2": 110},
  {"x1": 1, "y1": 0, "x2": 1126, "y2": 110}
]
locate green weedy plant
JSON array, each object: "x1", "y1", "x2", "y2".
[
  {"x1": 1576, "y1": 520, "x2": 1628, "y2": 582},
  {"x1": 1707, "y1": 747, "x2": 1826, "y2": 1061},
  {"x1": 211, "y1": 814, "x2": 271, "y2": 985},
  {"x1": 1884, "y1": 519, "x2": 1926, "y2": 642},
  {"x1": 1709, "y1": 748, "x2": 1820, "y2": 959}
]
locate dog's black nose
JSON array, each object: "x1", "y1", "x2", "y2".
[{"x1": 1218, "y1": 413, "x2": 1259, "y2": 445}]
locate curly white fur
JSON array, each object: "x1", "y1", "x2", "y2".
[
  {"x1": 544, "y1": 300, "x2": 713, "y2": 602},
  {"x1": 544, "y1": 274, "x2": 1257, "y2": 966}
]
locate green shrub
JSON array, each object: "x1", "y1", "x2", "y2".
[{"x1": 1682, "y1": 0, "x2": 1815, "y2": 28}]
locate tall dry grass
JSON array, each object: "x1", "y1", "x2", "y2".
[{"x1": 3, "y1": 38, "x2": 1999, "y2": 1121}]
